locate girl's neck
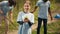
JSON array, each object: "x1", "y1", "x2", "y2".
[{"x1": 24, "y1": 10, "x2": 29, "y2": 14}]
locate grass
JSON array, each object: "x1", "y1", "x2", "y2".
[
  {"x1": 47, "y1": 20, "x2": 60, "y2": 34},
  {"x1": 32, "y1": 20, "x2": 60, "y2": 34}
]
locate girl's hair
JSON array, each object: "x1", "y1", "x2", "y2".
[
  {"x1": 24, "y1": 0, "x2": 31, "y2": 5},
  {"x1": 8, "y1": 0, "x2": 16, "y2": 7}
]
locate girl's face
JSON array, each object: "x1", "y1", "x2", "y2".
[{"x1": 24, "y1": 3, "x2": 30, "y2": 12}]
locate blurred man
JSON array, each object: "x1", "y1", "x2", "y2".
[{"x1": 32, "y1": 0, "x2": 53, "y2": 34}]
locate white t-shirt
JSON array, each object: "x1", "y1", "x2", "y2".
[
  {"x1": 17, "y1": 11, "x2": 34, "y2": 23},
  {"x1": 17, "y1": 11, "x2": 34, "y2": 34},
  {"x1": 36, "y1": 1, "x2": 50, "y2": 19}
]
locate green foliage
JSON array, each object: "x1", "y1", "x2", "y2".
[{"x1": 32, "y1": 20, "x2": 60, "y2": 34}]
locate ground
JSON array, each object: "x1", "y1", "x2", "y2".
[{"x1": 8, "y1": 15, "x2": 57, "y2": 34}]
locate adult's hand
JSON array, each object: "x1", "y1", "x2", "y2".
[{"x1": 50, "y1": 16, "x2": 53, "y2": 21}]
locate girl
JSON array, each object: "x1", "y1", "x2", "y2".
[{"x1": 17, "y1": 1, "x2": 34, "y2": 34}]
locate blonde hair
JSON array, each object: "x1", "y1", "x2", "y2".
[{"x1": 24, "y1": 0, "x2": 31, "y2": 5}]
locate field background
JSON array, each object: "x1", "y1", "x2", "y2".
[{"x1": 0, "y1": 0, "x2": 60, "y2": 34}]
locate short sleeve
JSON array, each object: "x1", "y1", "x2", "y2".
[
  {"x1": 17, "y1": 12, "x2": 22, "y2": 21},
  {"x1": 48, "y1": 1, "x2": 50, "y2": 7},
  {"x1": 30, "y1": 14, "x2": 34, "y2": 23},
  {"x1": 36, "y1": 1, "x2": 40, "y2": 6}
]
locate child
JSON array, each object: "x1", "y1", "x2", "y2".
[
  {"x1": 17, "y1": 1, "x2": 34, "y2": 34},
  {"x1": 0, "y1": 0, "x2": 16, "y2": 34}
]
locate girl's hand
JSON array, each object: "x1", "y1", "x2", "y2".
[{"x1": 24, "y1": 18, "x2": 29, "y2": 23}]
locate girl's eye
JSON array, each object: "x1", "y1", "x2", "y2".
[
  {"x1": 25, "y1": 5, "x2": 29, "y2": 7},
  {"x1": 27, "y1": 6, "x2": 29, "y2": 7}
]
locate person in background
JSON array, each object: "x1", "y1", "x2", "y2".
[
  {"x1": 8, "y1": 0, "x2": 16, "y2": 22},
  {"x1": 0, "y1": 0, "x2": 16, "y2": 34},
  {"x1": 31, "y1": 0, "x2": 53, "y2": 34}
]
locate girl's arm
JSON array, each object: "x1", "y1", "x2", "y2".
[
  {"x1": 17, "y1": 12, "x2": 24, "y2": 25},
  {"x1": 28, "y1": 21, "x2": 34, "y2": 27},
  {"x1": 28, "y1": 14, "x2": 34, "y2": 26},
  {"x1": 17, "y1": 21, "x2": 24, "y2": 25}
]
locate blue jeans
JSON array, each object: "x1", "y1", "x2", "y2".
[{"x1": 37, "y1": 18, "x2": 47, "y2": 34}]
